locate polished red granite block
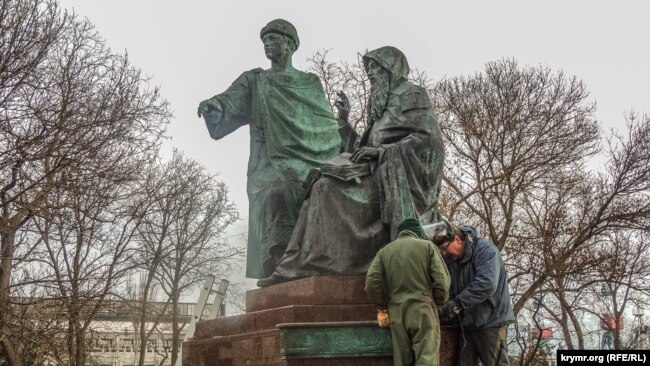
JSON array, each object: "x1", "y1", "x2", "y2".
[
  {"x1": 246, "y1": 276, "x2": 370, "y2": 312},
  {"x1": 183, "y1": 329, "x2": 285, "y2": 366},
  {"x1": 195, "y1": 304, "x2": 376, "y2": 338}
]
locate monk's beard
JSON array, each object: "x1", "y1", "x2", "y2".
[{"x1": 368, "y1": 77, "x2": 389, "y2": 125}]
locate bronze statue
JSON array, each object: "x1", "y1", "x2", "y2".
[
  {"x1": 197, "y1": 19, "x2": 341, "y2": 279},
  {"x1": 258, "y1": 46, "x2": 445, "y2": 287}
]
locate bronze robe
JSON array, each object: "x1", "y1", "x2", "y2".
[
  {"x1": 272, "y1": 79, "x2": 445, "y2": 280},
  {"x1": 203, "y1": 68, "x2": 340, "y2": 278}
]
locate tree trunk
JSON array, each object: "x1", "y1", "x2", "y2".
[
  {"x1": 66, "y1": 319, "x2": 76, "y2": 366},
  {"x1": 1, "y1": 227, "x2": 22, "y2": 366},
  {"x1": 557, "y1": 291, "x2": 584, "y2": 349},
  {"x1": 0, "y1": 338, "x2": 22, "y2": 366},
  {"x1": 171, "y1": 289, "x2": 180, "y2": 366}
]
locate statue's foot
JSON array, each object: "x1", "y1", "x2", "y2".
[{"x1": 256, "y1": 274, "x2": 283, "y2": 288}]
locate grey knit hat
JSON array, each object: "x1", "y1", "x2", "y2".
[{"x1": 424, "y1": 219, "x2": 460, "y2": 246}]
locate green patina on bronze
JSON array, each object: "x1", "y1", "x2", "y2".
[
  {"x1": 199, "y1": 21, "x2": 445, "y2": 284},
  {"x1": 260, "y1": 46, "x2": 445, "y2": 286},
  {"x1": 277, "y1": 321, "x2": 392, "y2": 359},
  {"x1": 197, "y1": 19, "x2": 341, "y2": 279}
]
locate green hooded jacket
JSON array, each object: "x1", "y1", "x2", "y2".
[{"x1": 365, "y1": 230, "x2": 450, "y2": 308}]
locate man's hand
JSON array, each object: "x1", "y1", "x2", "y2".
[
  {"x1": 351, "y1": 147, "x2": 379, "y2": 162},
  {"x1": 334, "y1": 91, "x2": 350, "y2": 126},
  {"x1": 377, "y1": 308, "x2": 390, "y2": 328},
  {"x1": 197, "y1": 98, "x2": 222, "y2": 119},
  {"x1": 439, "y1": 300, "x2": 462, "y2": 322}
]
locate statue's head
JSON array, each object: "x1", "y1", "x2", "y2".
[
  {"x1": 364, "y1": 46, "x2": 409, "y2": 124},
  {"x1": 260, "y1": 19, "x2": 299, "y2": 60},
  {"x1": 362, "y1": 46, "x2": 410, "y2": 88},
  {"x1": 364, "y1": 58, "x2": 390, "y2": 89}
]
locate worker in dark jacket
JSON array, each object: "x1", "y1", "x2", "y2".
[
  {"x1": 430, "y1": 219, "x2": 514, "y2": 366},
  {"x1": 365, "y1": 218, "x2": 451, "y2": 366}
]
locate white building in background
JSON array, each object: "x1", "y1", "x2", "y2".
[
  {"x1": 88, "y1": 320, "x2": 179, "y2": 366},
  {"x1": 87, "y1": 301, "x2": 222, "y2": 366}
]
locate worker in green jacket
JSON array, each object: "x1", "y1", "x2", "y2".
[{"x1": 365, "y1": 218, "x2": 451, "y2": 366}]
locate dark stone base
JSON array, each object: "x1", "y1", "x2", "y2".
[
  {"x1": 183, "y1": 276, "x2": 459, "y2": 366},
  {"x1": 183, "y1": 327, "x2": 395, "y2": 366}
]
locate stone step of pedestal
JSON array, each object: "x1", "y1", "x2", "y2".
[
  {"x1": 195, "y1": 304, "x2": 376, "y2": 338},
  {"x1": 246, "y1": 276, "x2": 370, "y2": 312},
  {"x1": 184, "y1": 321, "x2": 458, "y2": 366}
]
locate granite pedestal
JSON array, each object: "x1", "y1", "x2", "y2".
[{"x1": 183, "y1": 276, "x2": 458, "y2": 365}]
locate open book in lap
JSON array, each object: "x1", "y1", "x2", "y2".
[
  {"x1": 319, "y1": 152, "x2": 371, "y2": 183},
  {"x1": 302, "y1": 153, "x2": 371, "y2": 198}
]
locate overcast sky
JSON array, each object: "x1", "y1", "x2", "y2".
[{"x1": 57, "y1": 1, "x2": 650, "y2": 287}]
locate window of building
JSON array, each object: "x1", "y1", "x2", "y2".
[{"x1": 122, "y1": 339, "x2": 134, "y2": 353}]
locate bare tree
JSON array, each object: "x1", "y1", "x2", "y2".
[
  {"x1": 433, "y1": 60, "x2": 650, "y2": 355},
  {"x1": 27, "y1": 172, "x2": 146, "y2": 365},
  {"x1": 517, "y1": 230, "x2": 650, "y2": 353},
  {"x1": 510, "y1": 113, "x2": 650, "y2": 317},
  {"x1": 501, "y1": 113, "x2": 650, "y2": 355},
  {"x1": 0, "y1": 0, "x2": 169, "y2": 364},
  {"x1": 435, "y1": 58, "x2": 601, "y2": 250},
  {"x1": 576, "y1": 231, "x2": 650, "y2": 349},
  {"x1": 0, "y1": 2, "x2": 67, "y2": 362},
  {"x1": 129, "y1": 151, "x2": 240, "y2": 366},
  {"x1": 124, "y1": 271, "x2": 170, "y2": 366}
]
